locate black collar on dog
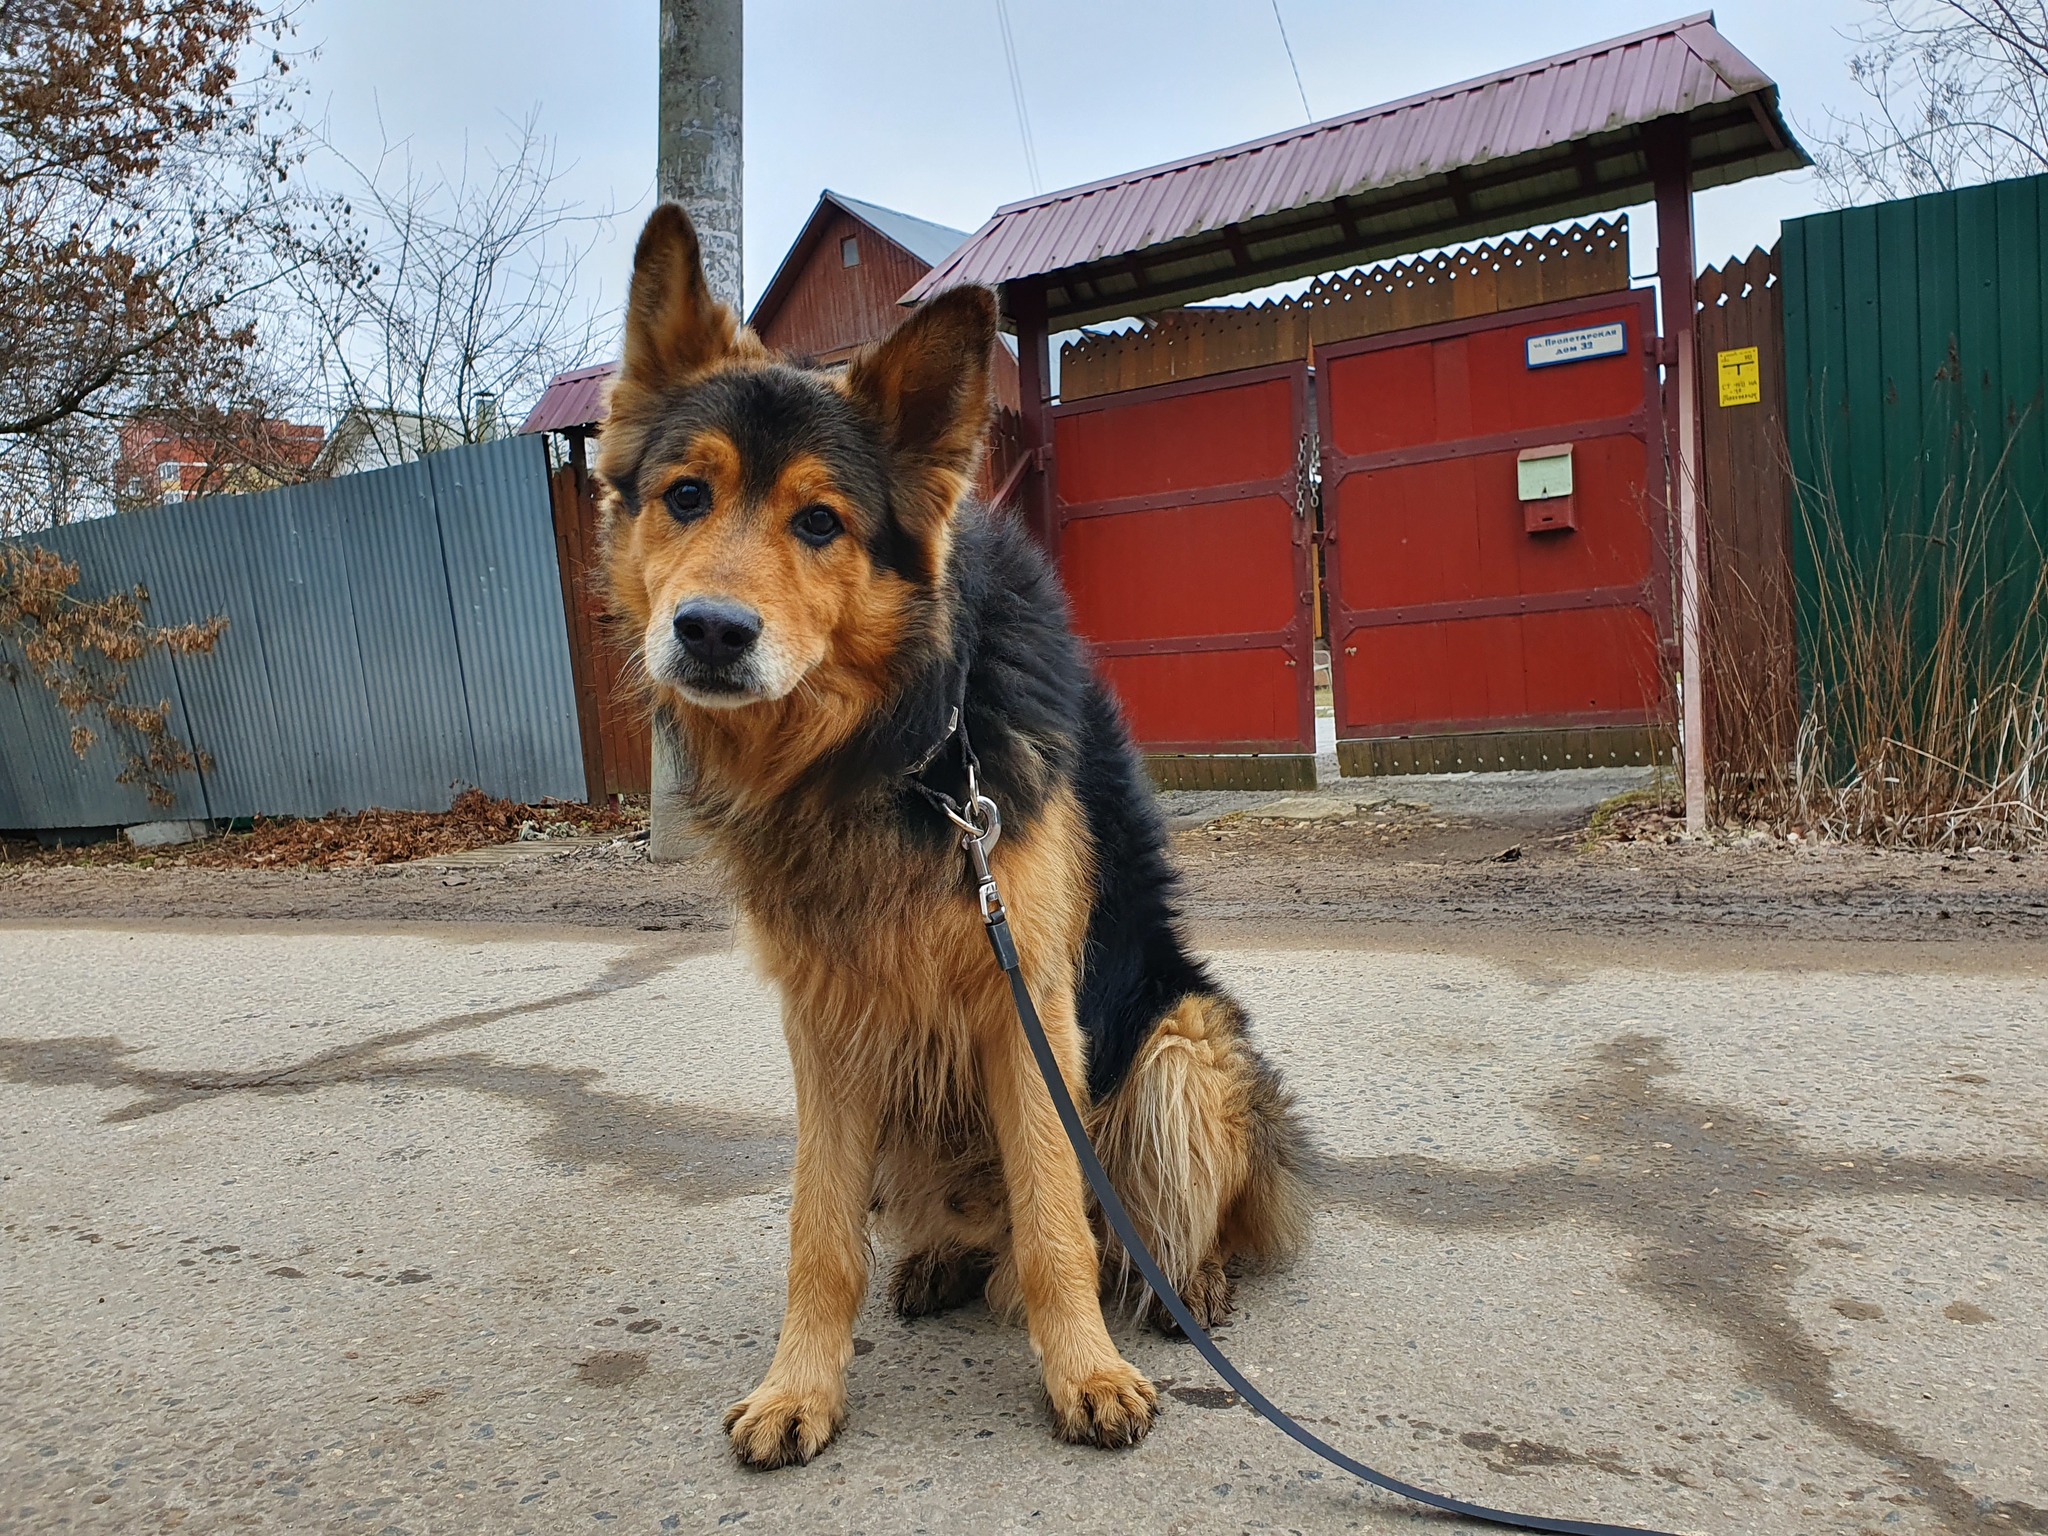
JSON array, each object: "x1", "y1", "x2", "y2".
[{"x1": 902, "y1": 660, "x2": 981, "y2": 825}]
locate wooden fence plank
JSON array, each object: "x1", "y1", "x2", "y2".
[{"x1": 1696, "y1": 244, "x2": 1797, "y2": 766}]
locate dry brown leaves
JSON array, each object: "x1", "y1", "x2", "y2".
[
  {"x1": 1582, "y1": 784, "x2": 1686, "y2": 845},
  {"x1": 1, "y1": 789, "x2": 644, "y2": 871}
]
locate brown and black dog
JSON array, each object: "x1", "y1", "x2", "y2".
[{"x1": 597, "y1": 204, "x2": 1309, "y2": 1468}]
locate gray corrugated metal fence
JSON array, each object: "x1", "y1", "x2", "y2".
[{"x1": 1, "y1": 435, "x2": 586, "y2": 830}]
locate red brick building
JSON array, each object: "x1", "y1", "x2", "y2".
[{"x1": 116, "y1": 416, "x2": 325, "y2": 507}]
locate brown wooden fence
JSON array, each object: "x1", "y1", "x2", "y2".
[
  {"x1": 547, "y1": 435, "x2": 653, "y2": 800},
  {"x1": 1695, "y1": 245, "x2": 1798, "y2": 766},
  {"x1": 1059, "y1": 218, "x2": 1629, "y2": 400},
  {"x1": 978, "y1": 406, "x2": 1030, "y2": 513}
]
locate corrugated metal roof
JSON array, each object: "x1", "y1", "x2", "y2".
[
  {"x1": 518, "y1": 362, "x2": 615, "y2": 435},
  {"x1": 908, "y1": 12, "x2": 1808, "y2": 326}
]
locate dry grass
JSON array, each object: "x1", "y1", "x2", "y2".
[
  {"x1": 1583, "y1": 776, "x2": 1685, "y2": 846},
  {"x1": 0, "y1": 789, "x2": 645, "y2": 871},
  {"x1": 1710, "y1": 427, "x2": 2048, "y2": 851}
]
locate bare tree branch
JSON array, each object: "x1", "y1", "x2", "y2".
[
  {"x1": 1815, "y1": 0, "x2": 2048, "y2": 203},
  {"x1": 268, "y1": 111, "x2": 614, "y2": 471},
  {"x1": 0, "y1": 0, "x2": 322, "y2": 535}
]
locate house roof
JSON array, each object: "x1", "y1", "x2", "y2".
[
  {"x1": 519, "y1": 194, "x2": 977, "y2": 436},
  {"x1": 747, "y1": 189, "x2": 971, "y2": 333},
  {"x1": 907, "y1": 12, "x2": 1808, "y2": 327},
  {"x1": 517, "y1": 363, "x2": 616, "y2": 436},
  {"x1": 825, "y1": 192, "x2": 972, "y2": 268}
]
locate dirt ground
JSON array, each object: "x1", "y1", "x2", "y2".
[
  {"x1": 5, "y1": 776, "x2": 2045, "y2": 943},
  {"x1": 0, "y1": 790, "x2": 641, "y2": 872}
]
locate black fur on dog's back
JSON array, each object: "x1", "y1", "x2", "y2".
[{"x1": 832, "y1": 501, "x2": 1221, "y2": 1102}]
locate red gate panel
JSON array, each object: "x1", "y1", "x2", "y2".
[
  {"x1": 1316, "y1": 290, "x2": 1670, "y2": 743},
  {"x1": 1051, "y1": 363, "x2": 1314, "y2": 754}
]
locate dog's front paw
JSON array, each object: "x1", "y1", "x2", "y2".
[
  {"x1": 1046, "y1": 1359, "x2": 1158, "y2": 1449},
  {"x1": 723, "y1": 1381, "x2": 843, "y2": 1469}
]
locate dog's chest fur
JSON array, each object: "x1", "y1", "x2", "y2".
[{"x1": 701, "y1": 778, "x2": 1093, "y2": 1096}]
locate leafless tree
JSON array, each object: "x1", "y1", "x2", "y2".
[
  {"x1": 272, "y1": 112, "x2": 614, "y2": 472},
  {"x1": 1816, "y1": 0, "x2": 2048, "y2": 203},
  {"x1": 0, "y1": 1, "x2": 322, "y2": 535}
]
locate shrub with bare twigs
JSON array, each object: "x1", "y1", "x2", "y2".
[{"x1": 0, "y1": 542, "x2": 224, "y2": 806}]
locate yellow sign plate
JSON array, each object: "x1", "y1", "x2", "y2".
[{"x1": 1717, "y1": 346, "x2": 1761, "y2": 407}]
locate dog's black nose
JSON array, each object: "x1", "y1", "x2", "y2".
[{"x1": 673, "y1": 598, "x2": 762, "y2": 667}]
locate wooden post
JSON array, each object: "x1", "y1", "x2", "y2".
[
  {"x1": 1009, "y1": 280, "x2": 1056, "y2": 556},
  {"x1": 1649, "y1": 119, "x2": 1707, "y2": 837},
  {"x1": 554, "y1": 430, "x2": 608, "y2": 802}
]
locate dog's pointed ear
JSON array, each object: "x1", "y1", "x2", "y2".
[
  {"x1": 618, "y1": 203, "x2": 749, "y2": 389},
  {"x1": 846, "y1": 286, "x2": 997, "y2": 530}
]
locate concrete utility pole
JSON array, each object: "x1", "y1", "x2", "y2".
[
  {"x1": 649, "y1": 0, "x2": 742, "y2": 861},
  {"x1": 657, "y1": 0, "x2": 743, "y2": 309}
]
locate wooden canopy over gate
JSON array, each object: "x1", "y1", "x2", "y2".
[{"x1": 908, "y1": 13, "x2": 1808, "y2": 828}]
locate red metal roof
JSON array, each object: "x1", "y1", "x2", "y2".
[
  {"x1": 908, "y1": 12, "x2": 1806, "y2": 326},
  {"x1": 518, "y1": 362, "x2": 615, "y2": 435}
]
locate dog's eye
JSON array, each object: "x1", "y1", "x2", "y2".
[
  {"x1": 664, "y1": 478, "x2": 710, "y2": 523},
  {"x1": 791, "y1": 504, "x2": 843, "y2": 547}
]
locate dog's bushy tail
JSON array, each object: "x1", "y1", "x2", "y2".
[
  {"x1": 1094, "y1": 991, "x2": 1312, "y2": 1288},
  {"x1": 1220, "y1": 1029, "x2": 1313, "y2": 1268}
]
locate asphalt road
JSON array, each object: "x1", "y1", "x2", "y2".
[{"x1": 3, "y1": 919, "x2": 2044, "y2": 1535}]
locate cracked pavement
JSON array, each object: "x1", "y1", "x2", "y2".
[{"x1": 2, "y1": 920, "x2": 2043, "y2": 1534}]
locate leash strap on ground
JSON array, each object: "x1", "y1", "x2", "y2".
[{"x1": 980, "y1": 904, "x2": 1684, "y2": 1536}]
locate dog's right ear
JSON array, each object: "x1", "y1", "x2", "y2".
[{"x1": 617, "y1": 203, "x2": 748, "y2": 390}]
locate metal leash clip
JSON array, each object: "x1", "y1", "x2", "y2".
[
  {"x1": 929, "y1": 763, "x2": 1005, "y2": 922},
  {"x1": 945, "y1": 790, "x2": 1004, "y2": 922}
]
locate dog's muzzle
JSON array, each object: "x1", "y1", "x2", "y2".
[
  {"x1": 674, "y1": 598, "x2": 761, "y2": 668},
  {"x1": 655, "y1": 597, "x2": 770, "y2": 703}
]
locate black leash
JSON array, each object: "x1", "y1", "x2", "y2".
[{"x1": 910, "y1": 725, "x2": 1682, "y2": 1536}]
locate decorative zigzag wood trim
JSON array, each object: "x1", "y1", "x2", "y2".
[{"x1": 1059, "y1": 218, "x2": 1630, "y2": 402}]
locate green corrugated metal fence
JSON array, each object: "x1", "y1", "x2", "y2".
[{"x1": 1781, "y1": 173, "x2": 2048, "y2": 666}]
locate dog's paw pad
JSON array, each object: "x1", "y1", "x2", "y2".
[
  {"x1": 724, "y1": 1386, "x2": 841, "y2": 1469},
  {"x1": 1048, "y1": 1361, "x2": 1158, "y2": 1449}
]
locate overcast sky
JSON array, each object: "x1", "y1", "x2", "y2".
[{"x1": 295, "y1": 0, "x2": 1873, "y2": 351}]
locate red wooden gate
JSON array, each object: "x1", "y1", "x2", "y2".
[
  {"x1": 1050, "y1": 363, "x2": 1315, "y2": 780},
  {"x1": 1315, "y1": 290, "x2": 1672, "y2": 775}
]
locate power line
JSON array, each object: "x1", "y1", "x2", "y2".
[
  {"x1": 1269, "y1": 0, "x2": 1312, "y2": 123},
  {"x1": 994, "y1": 0, "x2": 1042, "y2": 194}
]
